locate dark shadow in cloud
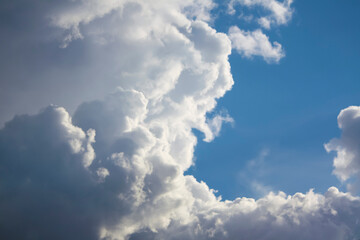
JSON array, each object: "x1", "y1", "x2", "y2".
[
  {"x1": 0, "y1": 106, "x2": 135, "y2": 240},
  {"x1": 0, "y1": 106, "x2": 100, "y2": 239}
]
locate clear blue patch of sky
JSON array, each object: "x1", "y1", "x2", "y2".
[{"x1": 187, "y1": 0, "x2": 360, "y2": 200}]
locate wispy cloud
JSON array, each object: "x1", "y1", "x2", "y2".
[{"x1": 237, "y1": 148, "x2": 273, "y2": 197}]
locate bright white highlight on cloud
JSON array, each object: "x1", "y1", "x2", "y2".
[
  {"x1": 228, "y1": 0, "x2": 293, "y2": 29},
  {"x1": 229, "y1": 26, "x2": 285, "y2": 63},
  {"x1": 1, "y1": 1, "x2": 360, "y2": 240}
]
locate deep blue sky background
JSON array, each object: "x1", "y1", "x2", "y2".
[{"x1": 188, "y1": 0, "x2": 360, "y2": 200}]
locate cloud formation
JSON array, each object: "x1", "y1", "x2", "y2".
[
  {"x1": 0, "y1": 0, "x2": 223, "y2": 126},
  {"x1": 228, "y1": 0, "x2": 293, "y2": 29},
  {"x1": 0, "y1": 106, "x2": 99, "y2": 239},
  {"x1": 325, "y1": 106, "x2": 360, "y2": 192},
  {"x1": 229, "y1": 26, "x2": 284, "y2": 63},
  {"x1": 150, "y1": 187, "x2": 360, "y2": 240},
  {"x1": 1, "y1": 1, "x2": 360, "y2": 240}
]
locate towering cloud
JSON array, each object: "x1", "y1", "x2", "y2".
[{"x1": 1, "y1": 1, "x2": 360, "y2": 240}]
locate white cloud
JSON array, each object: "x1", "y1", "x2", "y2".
[
  {"x1": 204, "y1": 113, "x2": 234, "y2": 142},
  {"x1": 258, "y1": 16, "x2": 272, "y2": 29},
  {"x1": 229, "y1": 26, "x2": 285, "y2": 63},
  {"x1": 150, "y1": 186, "x2": 360, "y2": 240},
  {"x1": 0, "y1": 1, "x2": 233, "y2": 238},
  {"x1": 325, "y1": 106, "x2": 360, "y2": 192},
  {"x1": 229, "y1": 0, "x2": 293, "y2": 29},
  {"x1": 1, "y1": 1, "x2": 360, "y2": 240},
  {"x1": 0, "y1": 0, "x2": 222, "y2": 127}
]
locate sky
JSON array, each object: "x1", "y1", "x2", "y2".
[
  {"x1": 1, "y1": 0, "x2": 360, "y2": 239},
  {"x1": 190, "y1": 0, "x2": 360, "y2": 199}
]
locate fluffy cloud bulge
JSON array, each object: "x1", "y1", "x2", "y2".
[
  {"x1": 1, "y1": 0, "x2": 360, "y2": 239},
  {"x1": 325, "y1": 106, "x2": 360, "y2": 194}
]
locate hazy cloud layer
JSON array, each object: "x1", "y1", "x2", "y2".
[{"x1": 1, "y1": 1, "x2": 360, "y2": 240}]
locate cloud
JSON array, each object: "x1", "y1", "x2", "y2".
[
  {"x1": 325, "y1": 106, "x2": 360, "y2": 192},
  {"x1": 0, "y1": 1, "x2": 232, "y2": 238},
  {"x1": 0, "y1": 106, "x2": 101, "y2": 239},
  {"x1": 205, "y1": 113, "x2": 234, "y2": 142},
  {"x1": 1, "y1": 1, "x2": 360, "y2": 240},
  {"x1": 229, "y1": 26, "x2": 285, "y2": 63},
  {"x1": 2, "y1": 104, "x2": 360, "y2": 240},
  {"x1": 0, "y1": 0, "x2": 224, "y2": 126},
  {"x1": 149, "y1": 187, "x2": 360, "y2": 240},
  {"x1": 228, "y1": 0, "x2": 293, "y2": 29}
]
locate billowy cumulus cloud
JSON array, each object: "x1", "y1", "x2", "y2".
[
  {"x1": 325, "y1": 106, "x2": 360, "y2": 194},
  {"x1": 1, "y1": 1, "x2": 360, "y2": 240}
]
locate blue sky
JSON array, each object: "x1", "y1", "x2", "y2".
[{"x1": 189, "y1": 0, "x2": 360, "y2": 199}]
